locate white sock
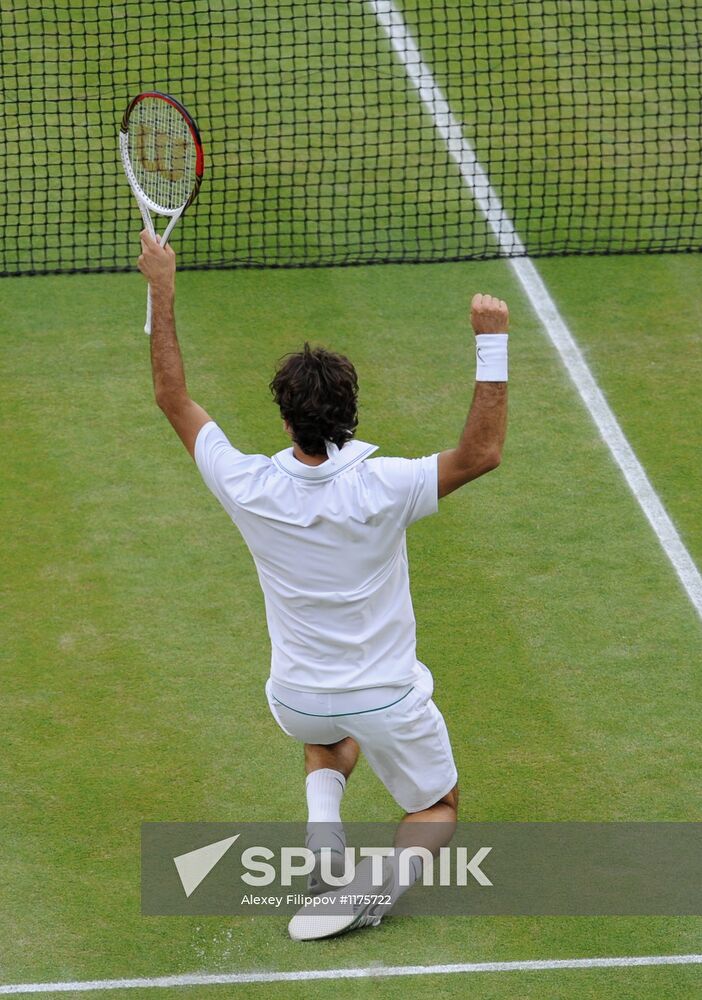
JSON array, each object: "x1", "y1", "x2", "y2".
[
  {"x1": 305, "y1": 769, "x2": 346, "y2": 858},
  {"x1": 386, "y1": 849, "x2": 424, "y2": 903},
  {"x1": 305, "y1": 768, "x2": 345, "y2": 823}
]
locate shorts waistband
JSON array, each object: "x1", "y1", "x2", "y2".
[{"x1": 269, "y1": 681, "x2": 414, "y2": 717}]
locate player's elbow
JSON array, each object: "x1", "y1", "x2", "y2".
[
  {"x1": 438, "y1": 447, "x2": 502, "y2": 498},
  {"x1": 155, "y1": 387, "x2": 187, "y2": 416},
  {"x1": 481, "y1": 448, "x2": 502, "y2": 474},
  {"x1": 469, "y1": 448, "x2": 502, "y2": 477},
  {"x1": 154, "y1": 389, "x2": 171, "y2": 412}
]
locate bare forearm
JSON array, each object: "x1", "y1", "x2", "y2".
[
  {"x1": 150, "y1": 282, "x2": 187, "y2": 407},
  {"x1": 455, "y1": 380, "x2": 507, "y2": 473},
  {"x1": 137, "y1": 231, "x2": 212, "y2": 457},
  {"x1": 437, "y1": 381, "x2": 507, "y2": 498}
]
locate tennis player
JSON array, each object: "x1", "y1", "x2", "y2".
[{"x1": 137, "y1": 230, "x2": 508, "y2": 939}]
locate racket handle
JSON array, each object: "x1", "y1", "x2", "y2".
[{"x1": 142, "y1": 218, "x2": 178, "y2": 335}]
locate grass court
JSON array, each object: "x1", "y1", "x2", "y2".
[{"x1": 1, "y1": 1, "x2": 701, "y2": 997}]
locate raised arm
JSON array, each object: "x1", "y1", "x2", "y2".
[
  {"x1": 137, "y1": 230, "x2": 211, "y2": 458},
  {"x1": 437, "y1": 293, "x2": 508, "y2": 499}
]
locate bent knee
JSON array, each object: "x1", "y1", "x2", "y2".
[{"x1": 437, "y1": 783, "x2": 459, "y2": 813}]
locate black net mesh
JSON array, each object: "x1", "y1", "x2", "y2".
[{"x1": 1, "y1": 0, "x2": 701, "y2": 276}]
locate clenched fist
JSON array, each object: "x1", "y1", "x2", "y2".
[{"x1": 471, "y1": 293, "x2": 509, "y2": 336}]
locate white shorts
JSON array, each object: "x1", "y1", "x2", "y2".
[{"x1": 265, "y1": 664, "x2": 458, "y2": 813}]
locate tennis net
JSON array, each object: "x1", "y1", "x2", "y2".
[{"x1": 2, "y1": 0, "x2": 700, "y2": 276}]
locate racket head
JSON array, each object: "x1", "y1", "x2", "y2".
[{"x1": 120, "y1": 91, "x2": 204, "y2": 216}]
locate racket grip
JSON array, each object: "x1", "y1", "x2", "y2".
[{"x1": 145, "y1": 284, "x2": 152, "y2": 335}]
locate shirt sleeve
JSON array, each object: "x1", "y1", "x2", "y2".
[
  {"x1": 194, "y1": 421, "x2": 267, "y2": 520},
  {"x1": 369, "y1": 453, "x2": 439, "y2": 527}
]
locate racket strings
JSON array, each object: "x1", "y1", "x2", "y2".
[{"x1": 128, "y1": 99, "x2": 196, "y2": 212}]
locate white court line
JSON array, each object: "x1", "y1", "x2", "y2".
[
  {"x1": 1, "y1": 954, "x2": 701, "y2": 995},
  {"x1": 369, "y1": 0, "x2": 702, "y2": 622}
]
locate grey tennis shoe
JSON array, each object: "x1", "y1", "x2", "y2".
[{"x1": 289, "y1": 855, "x2": 396, "y2": 941}]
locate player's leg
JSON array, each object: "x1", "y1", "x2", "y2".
[
  {"x1": 303, "y1": 738, "x2": 360, "y2": 859},
  {"x1": 265, "y1": 680, "x2": 356, "y2": 892},
  {"x1": 303, "y1": 739, "x2": 359, "y2": 889},
  {"x1": 288, "y1": 682, "x2": 459, "y2": 940},
  {"x1": 345, "y1": 683, "x2": 457, "y2": 905},
  {"x1": 387, "y1": 783, "x2": 459, "y2": 902},
  {"x1": 288, "y1": 778, "x2": 459, "y2": 943},
  {"x1": 304, "y1": 736, "x2": 360, "y2": 777},
  {"x1": 395, "y1": 783, "x2": 459, "y2": 850}
]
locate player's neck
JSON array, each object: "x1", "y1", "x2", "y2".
[{"x1": 292, "y1": 443, "x2": 328, "y2": 467}]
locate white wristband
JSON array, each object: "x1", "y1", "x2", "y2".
[{"x1": 475, "y1": 333, "x2": 508, "y2": 381}]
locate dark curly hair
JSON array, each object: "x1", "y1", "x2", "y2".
[{"x1": 270, "y1": 343, "x2": 359, "y2": 456}]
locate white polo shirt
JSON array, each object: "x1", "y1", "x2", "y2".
[{"x1": 194, "y1": 421, "x2": 438, "y2": 692}]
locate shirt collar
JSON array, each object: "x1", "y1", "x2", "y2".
[{"x1": 272, "y1": 439, "x2": 379, "y2": 481}]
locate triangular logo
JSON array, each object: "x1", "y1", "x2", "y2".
[{"x1": 173, "y1": 834, "x2": 239, "y2": 897}]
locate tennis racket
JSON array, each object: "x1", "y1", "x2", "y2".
[{"x1": 120, "y1": 91, "x2": 204, "y2": 334}]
